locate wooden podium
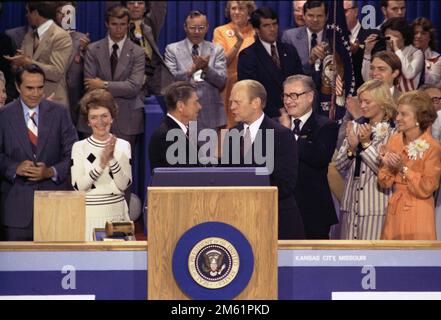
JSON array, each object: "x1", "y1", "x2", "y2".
[
  {"x1": 147, "y1": 187, "x2": 278, "y2": 300},
  {"x1": 34, "y1": 191, "x2": 86, "y2": 242}
]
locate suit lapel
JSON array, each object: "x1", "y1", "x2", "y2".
[
  {"x1": 142, "y1": 24, "x2": 163, "y2": 61},
  {"x1": 255, "y1": 41, "x2": 284, "y2": 87},
  {"x1": 33, "y1": 23, "x2": 56, "y2": 60},
  {"x1": 36, "y1": 101, "x2": 55, "y2": 159},
  {"x1": 97, "y1": 38, "x2": 112, "y2": 80},
  {"x1": 297, "y1": 27, "x2": 310, "y2": 66},
  {"x1": 9, "y1": 100, "x2": 35, "y2": 160},
  {"x1": 113, "y1": 39, "x2": 132, "y2": 80}
]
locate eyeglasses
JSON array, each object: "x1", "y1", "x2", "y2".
[
  {"x1": 281, "y1": 91, "x2": 310, "y2": 101},
  {"x1": 187, "y1": 25, "x2": 207, "y2": 32},
  {"x1": 431, "y1": 96, "x2": 441, "y2": 104}
]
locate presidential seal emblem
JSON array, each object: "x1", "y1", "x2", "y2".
[
  {"x1": 172, "y1": 222, "x2": 254, "y2": 300},
  {"x1": 188, "y1": 237, "x2": 239, "y2": 289}
]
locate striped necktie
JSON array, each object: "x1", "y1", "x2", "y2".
[{"x1": 28, "y1": 111, "x2": 38, "y2": 146}]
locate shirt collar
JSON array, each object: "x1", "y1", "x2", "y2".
[
  {"x1": 20, "y1": 98, "x2": 39, "y2": 118},
  {"x1": 244, "y1": 112, "x2": 265, "y2": 142},
  {"x1": 306, "y1": 28, "x2": 324, "y2": 42},
  {"x1": 291, "y1": 108, "x2": 313, "y2": 130},
  {"x1": 108, "y1": 35, "x2": 127, "y2": 54},
  {"x1": 167, "y1": 113, "x2": 188, "y2": 134},
  {"x1": 36, "y1": 19, "x2": 53, "y2": 38},
  {"x1": 259, "y1": 38, "x2": 277, "y2": 56},
  {"x1": 349, "y1": 21, "x2": 361, "y2": 42}
]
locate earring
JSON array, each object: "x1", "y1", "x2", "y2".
[{"x1": 416, "y1": 122, "x2": 419, "y2": 127}]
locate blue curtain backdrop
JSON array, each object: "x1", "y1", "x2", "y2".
[{"x1": 1, "y1": 1, "x2": 441, "y2": 53}]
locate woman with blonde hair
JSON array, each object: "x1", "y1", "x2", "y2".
[
  {"x1": 336, "y1": 79, "x2": 397, "y2": 240},
  {"x1": 379, "y1": 91, "x2": 441, "y2": 240},
  {"x1": 213, "y1": 1, "x2": 256, "y2": 128}
]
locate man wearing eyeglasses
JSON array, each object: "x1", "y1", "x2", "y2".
[
  {"x1": 279, "y1": 75, "x2": 338, "y2": 239},
  {"x1": 165, "y1": 10, "x2": 227, "y2": 133}
]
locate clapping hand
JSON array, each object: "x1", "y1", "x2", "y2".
[
  {"x1": 358, "y1": 123, "x2": 372, "y2": 144},
  {"x1": 346, "y1": 122, "x2": 359, "y2": 152},
  {"x1": 100, "y1": 135, "x2": 116, "y2": 169}
]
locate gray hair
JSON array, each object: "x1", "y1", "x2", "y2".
[
  {"x1": 0, "y1": 71, "x2": 5, "y2": 84},
  {"x1": 235, "y1": 79, "x2": 267, "y2": 109},
  {"x1": 419, "y1": 83, "x2": 441, "y2": 91},
  {"x1": 283, "y1": 74, "x2": 316, "y2": 92}
]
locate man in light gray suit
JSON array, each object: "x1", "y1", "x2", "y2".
[
  {"x1": 81, "y1": 5, "x2": 145, "y2": 150},
  {"x1": 282, "y1": 0, "x2": 328, "y2": 78},
  {"x1": 165, "y1": 10, "x2": 227, "y2": 132}
]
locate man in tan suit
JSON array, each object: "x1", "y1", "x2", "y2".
[{"x1": 5, "y1": 1, "x2": 72, "y2": 107}]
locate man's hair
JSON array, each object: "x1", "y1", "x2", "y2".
[
  {"x1": 283, "y1": 74, "x2": 316, "y2": 93},
  {"x1": 303, "y1": 0, "x2": 328, "y2": 15},
  {"x1": 164, "y1": 81, "x2": 196, "y2": 112},
  {"x1": 249, "y1": 7, "x2": 278, "y2": 29},
  {"x1": 105, "y1": 4, "x2": 130, "y2": 23},
  {"x1": 371, "y1": 51, "x2": 402, "y2": 86},
  {"x1": 236, "y1": 80, "x2": 267, "y2": 109},
  {"x1": 419, "y1": 83, "x2": 441, "y2": 92},
  {"x1": 15, "y1": 64, "x2": 46, "y2": 87},
  {"x1": 56, "y1": 1, "x2": 77, "y2": 9},
  {"x1": 26, "y1": 1, "x2": 58, "y2": 20},
  {"x1": 184, "y1": 10, "x2": 206, "y2": 25},
  {"x1": 381, "y1": 17, "x2": 413, "y2": 47}
]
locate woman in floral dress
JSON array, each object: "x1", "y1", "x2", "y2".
[
  {"x1": 336, "y1": 80, "x2": 397, "y2": 240},
  {"x1": 379, "y1": 91, "x2": 441, "y2": 240}
]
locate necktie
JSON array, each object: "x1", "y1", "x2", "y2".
[
  {"x1": 242, "y1": 127, "x2": 252, "y2": 156},
  {"x1": 28, "y1": 111, "x2": 38, "y2": 146},
  {"x1": 192, "y1": 44, "x2": 199, "y2": 57},
  {"x1": 270, "y1": 44, "x2": 281, "y2": 69},
  {"x1": 185, "y1": 124, "x2": 190, "y2": 139},
  {"x1": 292, "y1": 119, "x2": 301, "y2": 137},
  {"x1": 33, "y1": 30, "x2": 40, "y2": 53},
  {"x1": 110, "y1": 43, "x2": 119, "y2": 80},
  {"x1": 310, "y1": 33, "x2": 317, "y2": 52}
]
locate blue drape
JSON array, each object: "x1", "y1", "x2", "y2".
[{"x1": 1, "y1": 1, "x2": 441, "y2": 53}]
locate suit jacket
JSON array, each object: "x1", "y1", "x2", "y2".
[
  {"x1": 66, "y1": 31, "x2": 87, "y2": 125},
  {"x1": 5, "y1": 25, "x2": 31, "y2": 52},
  {"x1": 21, "y1": 22, "x2": 72, "y2": 106},
  {"x1": 225, "y1": 115, "x2": 305, "y2": 239},
  {"x1": 165, "y1": 39, "x2": 227, "y2": 130},
  {"x1": 0, "y1": 99, "x2": 78, "y2": 229},
  {"x1": 149, "y1": 115, "x2": 199, "y2": 171},
  {"x1": 0, "y1": 32, "x2": 17, "y2": 103},
  {"x1": 293, "y1": 112, "x2": 338, "y2": 237},
  {"x1": 281, "y1": 26, "x2": 326, "y2": 77},
  {"x1": 139, "y1": 22, "x2": 173, "y2": 96},
  {"x1": 81, "y1": 37, "x2": 146, "y2": 135},
  {"x1": 237, "y1": 39, "x2": 303, "y2": 118}
]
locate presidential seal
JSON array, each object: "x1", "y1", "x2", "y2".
[{"x1": 188, "y1": 237, "x2": 239, "y2": 289}]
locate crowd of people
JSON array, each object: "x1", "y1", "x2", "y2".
[{"x1": 0, "y1": 0, "x2": 440, "y2": 242}]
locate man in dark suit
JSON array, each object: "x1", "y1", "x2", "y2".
[
  {"x1": 224, "y1": 79, "x2": 305, "y2": 239},
  {"x1": 279, "y1": 75, "x2": 338, "y2": 239},
  {"x1": 0, "y1": 64, "x2": 78, "y2": 241},
  {"x1": 237, "y1": 7, "x2": 303, "y2": 119},
  {"x1": 149, "y1": 81, "x2": 201, "y2": 171},
  {"x1": 124, "y1": 1, "x2": 173, "y2": 96},
  {"x1": 81, "y1": 5, "x2": 145, "y2": 151}
]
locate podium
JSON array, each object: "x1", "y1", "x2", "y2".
[
  {"x1": 34, "y1": 191, "x2": 86, "y2": 242},
  {"x1": 147, "y1": 187, "x2": 278, "y2": 300}
]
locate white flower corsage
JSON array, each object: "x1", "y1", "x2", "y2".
[
  {"x1": 226, "y1": 29, "x2": 235, "y2": 37},
  {"x1": 372, "y1": 122, "x2": 390, "y2": 141},
  {"x1": 406, "y1": 139, "x2": 430, "y2": 160}
]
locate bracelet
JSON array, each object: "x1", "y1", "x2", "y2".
[
  {"x1": 347, "y1": 148, "x2": 355, "y2": 158},
  {"x1": 400, "y1": 165, "x2": 409, "y2": 180}
]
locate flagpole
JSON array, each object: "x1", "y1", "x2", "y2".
[{"x1": 330, "y1": 0, "x2": 337, "y2": 121}]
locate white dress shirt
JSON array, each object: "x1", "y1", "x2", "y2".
[
  {"x1": 36, "y1": 19, "x2": 54, "y2": 39},
  {"x1": 108, "y1": 35, "x2": 127, "y2": 58},
  {"x1": 259, "y1": 38, "x2": 279, "y2": 58},
  {"x1": 167, "y1": 113, "x2": 188, "y2": 135},
  {"x1": 424, "y1": 48, "x2": 441, "y2": 85},
  {"x1": 349, "y1": 21, "x2": 361, "y2": 44},
  {"x1": 306, "y1": 28, "x2": 324, "y2": 52},
  {"x1": 291, "y1": 108, "x2": 313, "y2": 140},
  {"x1": 244, "y1": 112, "x2": 265, "y2": 143}
]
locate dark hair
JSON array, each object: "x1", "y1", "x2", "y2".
[
  {"x1": 26, "y1": 1, "x2": 58, "y2": 20},
  {"x1": 381, "y1": 17, "x2": 413, "y2": 47},
  {"x1": 80, "y1": 89, "x2": 118, "y2": 119},
  {"x1": 164, "y1": 81, "x2": 196, "y2": 112},
  {"x1": 15, "y1": 64, "x2": 46, "y2": 87},
  {"x1": 397, "y1": 90, "x2": 438, "y2": 131},
  {"x1": 250, "y1": 7, "x2": 278, "y2": 29},
  {"x1": 56, "y1": 1, "x2": 77, "y2": 9},
  {"x1": 380, "y1": 0, "x2": 389, "y2": 8},
  {"x1": 303, "y1": 0, "x2": 328, "y2": 15},
  {"x1": 185, "y1": 10, "x2": 206, "y2": 25},
  {"x1": 411, "y1": 17, "x2": 437, "y2": 51},
  {"x1": 105, "y1": 4, "x2": 130, "y2": 23},
  {"x1": 371, "y1": 51, "x2": 402, "y2": 86},
  {"x1": 121, "y1": 1, "x2": 150, "y2": 17}
]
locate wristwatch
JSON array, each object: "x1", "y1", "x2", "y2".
[{"x1": 103, "y1": 81, "x2": 109, "y2": 89}]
